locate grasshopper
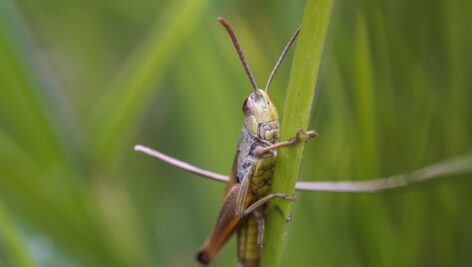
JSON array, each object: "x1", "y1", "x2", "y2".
[
  {"x1": 192, "y1": 18, "x2": 317, "y2": 267},
  {"x1": 134, "y1": 17, "x2": 472, "y2": 267}
]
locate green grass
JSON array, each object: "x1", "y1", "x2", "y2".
[{"x1": 260, "y1": 0, "x2": 334, "y2": 266}]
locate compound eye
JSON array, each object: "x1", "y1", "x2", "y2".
[{"x1": 242, "y1": 98, "x2": 253, "y2": 116}]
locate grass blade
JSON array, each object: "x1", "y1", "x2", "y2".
[
  {"x1": 90, "y1": 0, "x2": 211, "y2": 165},
  {"x1": 260, "y1": 0, "x2": 334, "y2": 266}
]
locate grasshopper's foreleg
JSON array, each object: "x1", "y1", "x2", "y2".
[{"x1": 255, "y1": 129, "x2": 318, "y2": 156}]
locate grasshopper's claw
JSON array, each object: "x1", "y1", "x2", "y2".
[
  {"x1": 296, "y1": 128, "x2": 318, "y2": 142},
  {"x1": 286, "y1": 214, "x2": 293, "y2": 222},
  {"x1": 303, "y1": 130, "x2": 318, "y2": 141},
  {"x1": 289, "y1": 129, "x2": 318, "y2": 145}
]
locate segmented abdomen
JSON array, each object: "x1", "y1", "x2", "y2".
[
  {"x1": 237, "y1": 153, "x2": 276, "y2": 267},
  {"x1": 238, "y1": 215, "x2": 260, "y2": 267},
  {"x1": 250, "y1": 154, "x2": 276, "y2": 197}
]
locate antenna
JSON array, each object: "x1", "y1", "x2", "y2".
[
  {"x1": 264, "y1": 27, "x2": 300, "y2": 92},
  {"x1": 218, "y1": 17, "x2": 259, "y2": 93}
]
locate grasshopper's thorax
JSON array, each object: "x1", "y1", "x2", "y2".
[{"x1": 237, "y1": 89, "x2": 280, "y2": 197}]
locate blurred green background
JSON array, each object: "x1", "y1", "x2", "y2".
[{"x1": 0, "y1": 0, "x2": 471, "y2": 266}]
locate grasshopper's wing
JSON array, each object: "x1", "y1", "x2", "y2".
[
  {"x1": 197, "y1": 163, "x2": 256, "y2": 265},
  {"x1": 196, "y1": 183, "x2": 245, "y2": 264},
  {"x1": 235, "y1": 167, "x2": 253, "y2": 216},
  {"x1": 235, "y1": 167, "x2": 260, "y2": 267},
  {"x1": 225, "y1": 150, "x2": 240, "y2": 194}
]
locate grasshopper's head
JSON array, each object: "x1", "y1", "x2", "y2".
[
  {"x1": 217, "y1": 17, "x2": 299, "y2": 143},
  {"x1": 243, "y1": 89, "x2": 280, "y2": 142}
]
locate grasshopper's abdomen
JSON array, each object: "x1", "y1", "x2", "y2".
[
  {"x1": 237, "y1": 153, "x2": 276, "y2": 267},
  {"x1": 250, "y1": 154, "x2": 276, "y2": 197},
  {"x1": 238, "y1": 215, "x2": 260, "y2": 267}
]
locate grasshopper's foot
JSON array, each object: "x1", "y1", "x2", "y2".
[
  {"x1": 275, "y1": 205, "x2": 294, "y2": 222},
  {"x1": 303, "y1": 129, "x2": 318, "y2": 141},
  {"x1": 272, "y1": 193, "x2": 296, "y2": 221},
  {"x1": 283, "y1": 194, "x2": 296, "y2": 221},
  {"x1": 290, "y1": 128, "x2": 318, "y2": 144},
  {"x1": 286, "y1": 214, "x2": 293, "y2": 222}
]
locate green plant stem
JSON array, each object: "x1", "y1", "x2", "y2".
[{"x1": 259, "y1": 0, "x2": 334, "y2": 266}]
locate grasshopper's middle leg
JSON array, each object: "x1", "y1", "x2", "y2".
[
  {"x1": 255, "y1": 129, "x2": 318, "y2": 156},
  {"x1": 241, "y1": 193, "x2": 296, "y2": 217},
  {"x1": 235, "y1": 169, "x2": 296, "y2": 218},
  {"x1": 243, "y1": 193, "x2": 295, "y2": 248}
]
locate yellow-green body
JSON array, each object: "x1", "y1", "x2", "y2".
[
  {"x1": 234, "y1": 89, "x2": 280, "y2": 266},
  {"x1": 197, "y1": 90, "x2": 281, "y2": 267},
  {"x1": 237, "y1": 152, "x2": 277, "y2": 267},
  {"x1": 238, "y1": 216, "x2": 261, "y2": 267}
]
